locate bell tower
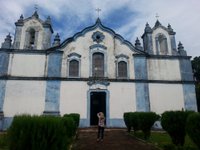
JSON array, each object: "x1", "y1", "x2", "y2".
[
  {"x1": 13, "y1": 11, "x2": 53, "y2": 50},
  {"x1": 142, "y1": 20, "x2": 181, "y2": 56}
]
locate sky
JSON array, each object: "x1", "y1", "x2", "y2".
[{"x1": 0, "y1": 0, "x2": 200, "y2": 58}]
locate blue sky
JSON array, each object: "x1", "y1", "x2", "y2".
[{"x1": 0, "y1": 0, "x2": 200, "y2": 57}]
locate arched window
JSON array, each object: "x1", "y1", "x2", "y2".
[
  {"x1": 92, "y1": 52, "x2": 104, "y2": 77},
  {"x1": 118, "y1": 61, "x2": 127, "y2": 78},
  {"x1": 157, "y1": 34, "x2": 168, "y2": 54},
  {"x1": 29, "y1": 29, "x2": 35, "y2": 49},
  {"x1": 69, "y1": 60, "x2": 79, "y2": 77}
]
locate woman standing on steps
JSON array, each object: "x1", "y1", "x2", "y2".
[{"x1": 97, "y1": 112, "x2": 105, "y2": 142}]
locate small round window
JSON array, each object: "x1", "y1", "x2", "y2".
[{"x1": 92, "y1": 31, "x2": 105, "y2": 43}]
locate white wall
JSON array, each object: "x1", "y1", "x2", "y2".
[
  {"x1": 9, "y1": 54, "x2": 46, "y2": 77},
  {"x1": 3, "y1": 80, "x2": 46, "y2": 117},
  {"x1": 108, "y1": 82, "x2": 136, "y2": 118},
  {"x1": 60, "y1": 81, "x2": 136, "y2": 119},
  {"x1": 148, "y1": 59, "x2": 181, "y2": 80},
  {"x1": 60, "y1": 81, "x2": 88, "y2": 118},
  {"x1": 149, "y1": 83, "x2": 184, "y2": 114}
]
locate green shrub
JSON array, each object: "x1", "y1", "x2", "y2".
[
  {"x1": 0, "y1": 133, "x2": 8, "y2": 148},
  {"x1": 186, "y1": 113, "x2": 200, "y2": 149},
  {"x1": 130, "y1": 112, "x2": 140, "y2": 133},
  {"x1": 64, "y1": 113, "x2": 80, "y2": 128},
  {"x1": 123, "y1": 112, "x2": 132, "y2": 132},
  {"x1": 124, "y1": 112, "x2": 159, "y2": 138},
  {"x1": 8, "y1": 114, "x2": 79, "y2": 150},
  {"x1": 137, "y1": 112, "x2": 160, "y2": 139},
  {"x1": 161, "y1": 111, "x2": 194, "y2": 146},
  {"x1": 62, "y1": 115, "x2": 76, "y2": 138}
]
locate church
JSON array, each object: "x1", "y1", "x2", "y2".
[{"x1": 0, "y1": 10, "x2": 197, "y2": 130}]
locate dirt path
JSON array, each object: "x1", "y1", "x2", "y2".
[{"x1": 72, "y1": 128, "x2": 159, "y2": 150}]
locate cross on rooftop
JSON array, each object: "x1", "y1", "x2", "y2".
[
  {"x1": 156, "y1": 13, "x2": 159, "y2": 20},
  {"x1": 95, "y1": 8, "x2": 101, "y2": 18},
  {"x1": 34, "y1": 4, "x2": 38, "y2": 11}
]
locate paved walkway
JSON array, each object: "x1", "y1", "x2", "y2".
[{"x1": 72, "y1": 128, "x2": 159, "y2": 150}]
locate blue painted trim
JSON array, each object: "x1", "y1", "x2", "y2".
[
  {"x1": 0, "y1": 76, "x2": 195, "y2": 84},
  {"x1": 44, "y1": 81, "x2": 61, "y2": 113},
  {"x1": 43, "y1": 111, "x2": 60, "y2": 116},
  {"x1": 134, "y1": 56, "x2": 147, "y2": 80},
  {"x1": 0, "y1": 52, "x2": 10, "y2": 76},
  {"x1": 179, "y1": 59, "x2": 194, "y2": 81},
  {"x1": 115, "y1": 54, "x2": 129, "y2": 59},
  {"x1": 47, "y1": 52, "x2": 63, "y2": 77},
  {"x1": 79, "y1": 119, "x2": 88, "y2": 127},
  {"x1": 182, "y1": 84, "x2": 197, "y2": 111},
  {"x1": 0, "y1": 80, "x2": 6, "y2": 111},
  {"x1": 145, "y1": 55, "x2": 191, "y2": 59},
  {"x1": 87, "y1": 90, "x2": 110, "y2": 127},
  {"x1": 59, "y1": 19, "x2": 146, "y2": 54},
  {"x1": 89, "y1": 44, "x2": 107, "y2": 50},
  {"x1": 135, "y1": 83, "x2": 150, "y2": 112},
  {"x1": 79, "y1": 118, "x2": 126, "y2": 128},
  {"x1": 67, "y1": 52, "x2": 81, "y2": 58},
  {"x1": 2, "y1": 117, "x2": 13, "y2": 131},
  {"x1": 109, "y1": 119, "x2": 126, "y2": 127}
]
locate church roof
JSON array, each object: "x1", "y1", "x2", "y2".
[{"x1": 58, "y1": 18, "x2": 146, "y2": 55}]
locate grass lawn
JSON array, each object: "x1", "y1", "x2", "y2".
[{"x1": 131, "y1": 131, "x2": 198, "y2": 150}]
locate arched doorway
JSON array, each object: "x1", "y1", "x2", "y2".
[{"x1": 90, "y1": 92, "x2": 106, "y2": 125}]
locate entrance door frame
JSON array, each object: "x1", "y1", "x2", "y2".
[{"x1": 87, "y1": 90, "x2": 110, "y2": 127}]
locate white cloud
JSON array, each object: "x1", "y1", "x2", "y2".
[{"x1": 0, "y1": 0, "x2": 200, "y2": 57}]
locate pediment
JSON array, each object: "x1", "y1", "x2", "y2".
[{"x1": 58, "y1": 18, "x2": 146, "y2": 55}]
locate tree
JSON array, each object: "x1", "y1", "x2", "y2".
[
  {"x1": 194, "y1": 84, "x2": 200, "y2": 112},
  {"x1": 191, "y1": 56, "x2": 200, "y2": 112},
  {"x1": 192, "y1": 56, "x2": 200, "y2": 81}
]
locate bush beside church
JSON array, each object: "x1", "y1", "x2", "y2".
[{"x1": 8, "y1": 114, "x2": 80, "y2": 150}]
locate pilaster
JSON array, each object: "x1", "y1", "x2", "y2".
[
  {"x1": 44, "y1": 51, "x2": 63, "y2": 115},
  {"x1": 134, "y1": 55, "x2": 150, "y2": 111}
]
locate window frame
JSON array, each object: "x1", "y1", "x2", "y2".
[
  {"x1": 118, "y1": 61, "x2": 128, "y2": 78},
  {"x1": 67, "y1": 53, "x2": 81, "y2": 78},
  {"x1": 89, "y1": 44, "x2": 107, "y2": 78},
  {"x1": 92, "y1": 52, "x2": 105, "y2": 77},
  {"x1": 115, "y1": 54, "x2": 129, "y2": 79}
]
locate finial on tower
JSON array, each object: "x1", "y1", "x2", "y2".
[
  {"x1": 178, "y1": 41, "x2": 187, "y2": 56},
  {"x1": 32, "y1": 4, "x2": 39, "y2": 18},
  {"x1": 154, "y1": 13, "x2": 162, "y2": 27},
  {"x1": 53, "y1": 33, "x2": 61, "y2": 46},
  {"x1": 135, "y1": 37, "x2": 142, "y2": 50},
  {"x1": 1, "y1": 33, "x2": 12, "y2": 49}
]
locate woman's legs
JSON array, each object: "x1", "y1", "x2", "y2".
[
  {"x1": 100, "y1": 127, "x2": 104, "y2": 140},
  {"x1": 97, "y1": 126, "x2": 101, "y2": 140},
  {"x1": 97, "y1": 126, "x2": 105, "y2": 140}
]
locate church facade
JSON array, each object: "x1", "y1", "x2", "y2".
[{"x1": 0, "y1": 11, "x2": 197, "y2": 130}]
